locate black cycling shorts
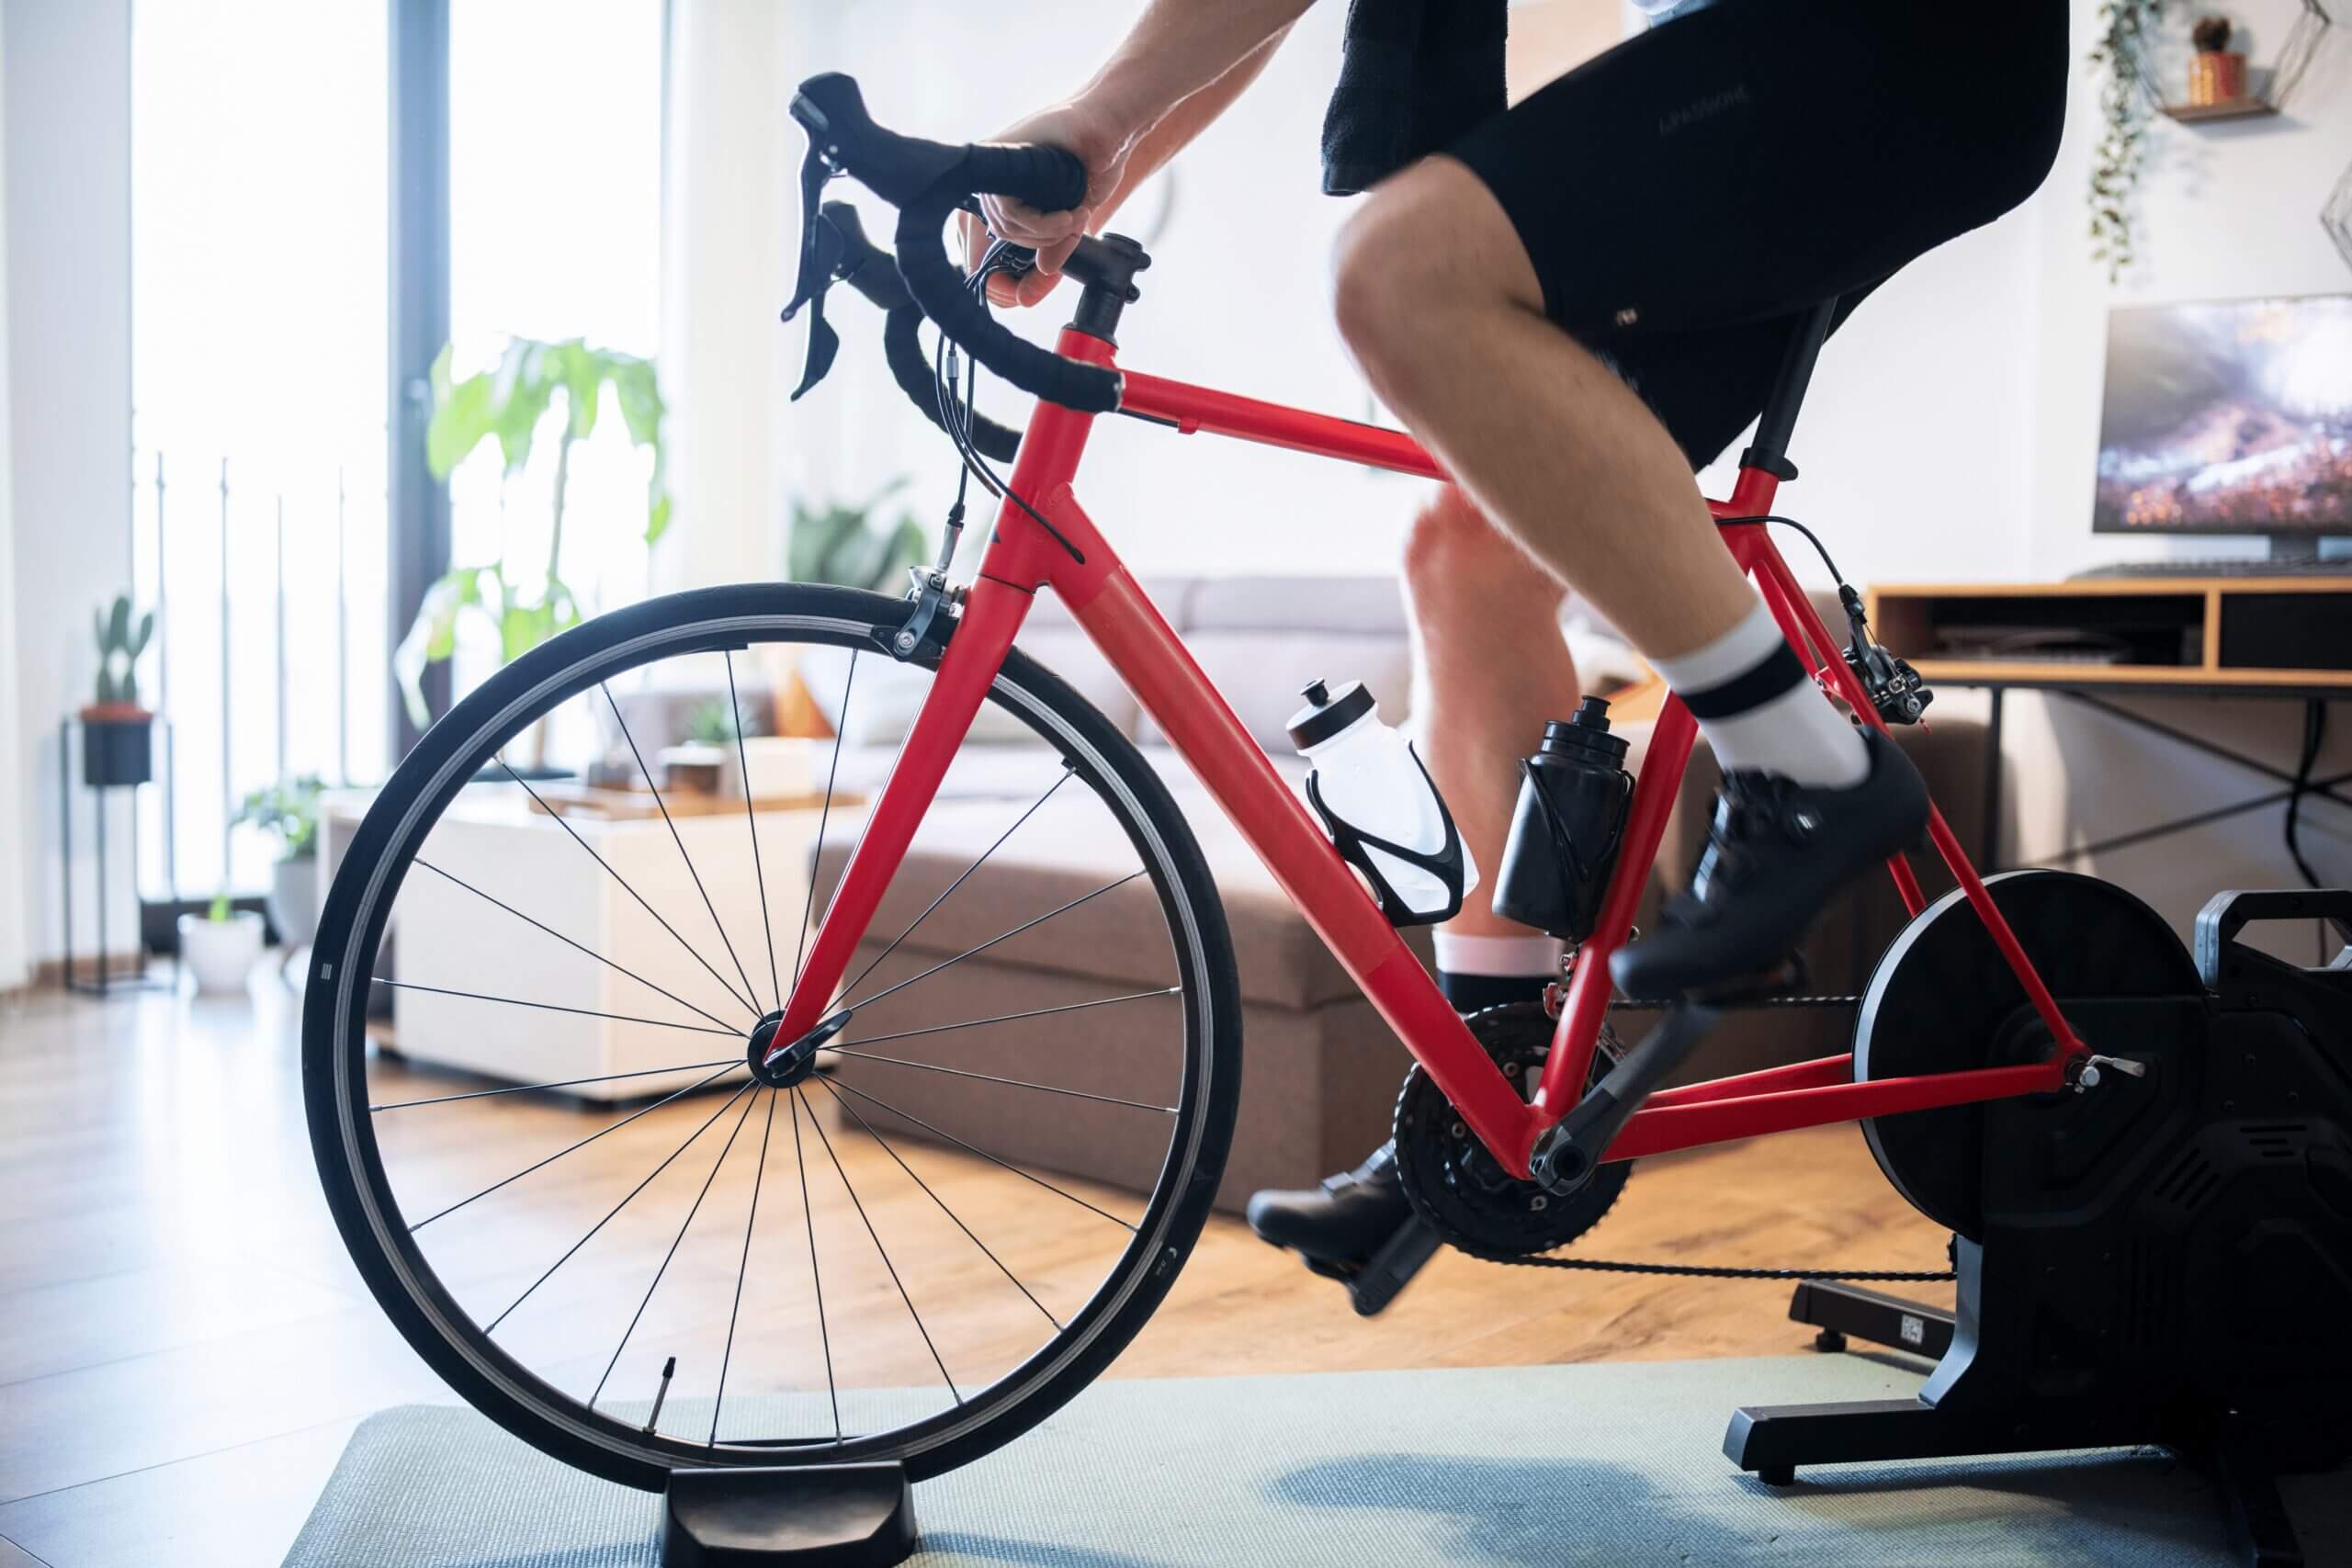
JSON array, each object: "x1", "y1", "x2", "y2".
[{"x1": 1447, "y1": 0, "x2": 2067, "y2": 468}]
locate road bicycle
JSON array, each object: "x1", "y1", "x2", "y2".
[{"x1": 303, "y1": 73, "x2": 2304, "y2": 1496}]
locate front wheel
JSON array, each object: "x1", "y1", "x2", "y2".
[{"x1": 304, "y1": 583, "x2": 1240, "y2": 1487}]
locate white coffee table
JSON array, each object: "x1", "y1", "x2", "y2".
[{"x1": 324, "y1": 783, "x2": 864, "y2": 1100}]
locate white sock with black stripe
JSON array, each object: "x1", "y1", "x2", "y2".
[{"x1": 1651, "y1": 601, "x2": 1869, "y2": 788}]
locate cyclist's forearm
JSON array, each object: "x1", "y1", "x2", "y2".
[
  {"x1": 1096, "y1": 28, "x2": 1290, "y2": 218},
  {"x1": 1083, "y1": 0, "x2": 1316, "y2": 142}
]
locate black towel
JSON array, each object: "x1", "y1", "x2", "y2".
[{"x1": 1321, "y1": 0, "x2": 1508, "y2": 197}]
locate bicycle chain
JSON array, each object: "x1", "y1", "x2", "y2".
[{"x1": 1443, "y1": 1239, "x2": 1956, "y2": 1284}]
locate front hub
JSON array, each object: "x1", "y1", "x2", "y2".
[{"x1": 749, "y1": 1008, "x2": 848, "y2": 1088}]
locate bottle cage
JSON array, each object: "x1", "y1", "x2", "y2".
[
  {"x1": 1304, "y1": 742, "x2": 1470, "y2": 929},
  {"x1": 1519, "y1": 753, "x2": 1634, "y2": 893}
]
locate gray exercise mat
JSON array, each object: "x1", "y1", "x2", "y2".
[{"x1": 283, "y1": 1354, "x2": 2349, "y2": 1567}]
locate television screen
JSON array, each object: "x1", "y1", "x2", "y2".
[{"x1": 2093, "y1": 294, "x2": 2352, "y2": 535}]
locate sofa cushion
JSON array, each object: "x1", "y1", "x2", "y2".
[
  {"x1": 811, "y1": 746, "x2": 1432, "y2": 1011},
  {"x1": 1141, "y1": 575, "x2": 1414, "y2": 751}
]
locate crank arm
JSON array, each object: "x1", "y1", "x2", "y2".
[{"x1": 1530, "y1": 1001, "x2": 1718, "y2": 1192}]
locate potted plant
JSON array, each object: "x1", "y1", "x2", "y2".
[
  {"x1": 786, "y1": 480, "x2": 933, "y2": 743},
  {"x1": 2087, "y1": 0, "x2": 2167, "y2": 279},
  {"x1": 2187, "y1": 16, "x2": 2247, "y2": 106},
  {"x1": 81, "y1": 592, "x2": 155, "y2": 787},
  {"x1": 234, "y1": 774, "x2": 324, "y2": 951},
  {"x1": 396, "y1": 336, "x2": 672, "y2": 766},
  {"x1": 178, "y1": 891, "x2": 264, "y2": 996}
]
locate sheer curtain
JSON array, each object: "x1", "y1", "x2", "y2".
[
  {"x1": 0, "y1": 12, "x2": 22, "y2": 991},
  {"x1": 0, "y1": 17, "x2": 25, "y2": 993}
]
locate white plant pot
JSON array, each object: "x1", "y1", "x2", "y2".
[
  {"x1": 267, "y1": 857, "x2": 320, "y2": 950},
  {"x1": 178, "y1": 911, "x2": 265, "y2": 995}
]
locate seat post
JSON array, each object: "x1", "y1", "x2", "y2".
[{"x1": 1739, "y1": 298, "x2": 1839, "y2": 482}]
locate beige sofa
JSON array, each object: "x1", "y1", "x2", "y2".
[{"x1": 809, "y1": 576, "x2": 1991, "y2": 1212}]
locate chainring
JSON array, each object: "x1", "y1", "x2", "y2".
[{"x1": 1393, "y1": 999, "x2": 1631, "y2": 1258}]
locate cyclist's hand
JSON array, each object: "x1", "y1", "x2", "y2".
[{"x1": 961, "y1": 99, "x2": 1135, "y2": 308}]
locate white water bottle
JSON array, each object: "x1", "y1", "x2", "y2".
[{"x1": 1288, "y1": 679, "x2": 1477, "y2": 927}]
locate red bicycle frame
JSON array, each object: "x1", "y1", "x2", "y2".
[{"x1": 775, "y1": 325, "x2": 2086, "y2": 1183}]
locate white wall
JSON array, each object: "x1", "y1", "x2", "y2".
[
  {"x1": 4, "y1": 0, "x2": 135, "y2": 970},
  {"x1": 2009, "y1": 0, "x2": 2352, "y2": 942}
]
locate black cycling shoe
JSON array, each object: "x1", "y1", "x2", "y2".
[
  {"x1": 1611, "y1": 729, "x2": 1928, "y2": 1001},
  {"x1": 1246, "y1": 1141, "x2": 1440, "y2": 1315}
]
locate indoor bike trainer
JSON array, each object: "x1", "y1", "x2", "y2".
[{"x1": 304, "y1": 71, "x2": 2352, "y2": 1568}]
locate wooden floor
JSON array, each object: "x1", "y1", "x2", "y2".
[{"x1": 0, "y1": 974, "x2": 1951, "y2": 1567}]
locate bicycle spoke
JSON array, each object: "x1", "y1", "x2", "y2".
[
  {"x1": 825, "y1": 1077, "x2": 1137, "y2": 1232},
  {"x1": 788, "y1": 650, "x2": 858, "y2": 998},
  {"x1": 590, "y1": 1087, "x2": 763, "y2": 1411},
  {"x1": 709, "y1": 1087, "x2": 779, "y2": 1444},
  {"x1": 368, "y1": 977, "x2": 737, "y2": 1039},
  {"x1": 802, "y1": 1087, "x2": 961, "y2": 1404},
  {"x1": 790, "y1": 1089, "x2": 842, "y2": 1441},
  {"x1": 497, "y1": 756, "x2": 758, "y2": 1021},
  {"x1": 372, "y1": 1058, "x2": 741, "y2": 1111},
  {"x1": 410, "y1": 1062, "x2": 744, "y2": 1232},
  {"x1": 833, "y1": 765, "x2": 1075, "y2": 1010},
  {"x1": 602, "y1": 682, "x2": 763, "y2": 1017},
  {"x1": 842, "y1": 870, "x2": 1148, "y2": 1021},
  {"x1": 486, "y1": 1078, "x2": 757, "y2": 1335},
  {"x1": 412, "y1": 859, "x2": 740, "y2": 1032},
  {"x1": 814, "y1": 1076, "x2": 1061, "y2": 1332},
  {"x1": 830, "y1": 987, "x2": 1180, "y2": 1053},
  {"x1": 823, "y1": 1049, "x2": 1176, "y2": 1113},
  {"x1": 726, "y1": 651, "x2": 784, "y2": 1012}
]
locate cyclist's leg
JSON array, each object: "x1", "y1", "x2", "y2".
[
  {"x1": 1247, "y1": 486, "x2": 1577, "y2": 1272},
  {"x1": 1329, "y1": 0, "x2": 2064, "y2": 998},
  {"x1": 1402, "y1": 485, "x2": 1578, "y2": 996}
]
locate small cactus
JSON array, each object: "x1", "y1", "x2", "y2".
[{"x1": 92, "y1": 592, "x2": 154, "y2": 709}]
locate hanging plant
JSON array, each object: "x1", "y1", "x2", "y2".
[{"x1": 2087, "y1": 0, "x2": 2167, "y2": 280}]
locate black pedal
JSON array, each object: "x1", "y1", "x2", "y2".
[{"x1": 1344, "y1": 1219, "x2": 1443, "y2": 1317}]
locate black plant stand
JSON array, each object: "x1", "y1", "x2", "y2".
[
  {"x1": 662, "y1": 1464, "x2": 916, "y2": 1567},
  {"x1": 58, "y1": 715, "x2": 175, "y2": 998}
]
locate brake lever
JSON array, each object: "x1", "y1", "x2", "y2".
[{"x1": 783, "y1": 141, "x2": 844, "y2": 400}]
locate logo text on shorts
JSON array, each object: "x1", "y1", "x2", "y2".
[{"x1": 1659, "y1": 84, "x2": 1753, "y2": 137}]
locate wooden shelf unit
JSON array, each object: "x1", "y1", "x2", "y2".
[{"x1": 1864, "y1": 578, "x2": 2352, "y2": 694}]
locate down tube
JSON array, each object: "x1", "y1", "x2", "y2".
[
  {"x1": 1064, "y1": 568, "x2": 1545, "y2": 1179},
  {"x1": 775, "y1": 579, "x2": 1034, "y2": 1043}
]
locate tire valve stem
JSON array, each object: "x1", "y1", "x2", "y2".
[{"x1": 645, "y1": 1355, "x2": 676, "y2": 1435}]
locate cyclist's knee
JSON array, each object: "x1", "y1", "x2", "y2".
[
  {"x1": 1331, "y1": 199, "x2": 1419, "y2": 378},
  {"x1": 1403, "y1": 489, "x2": 1517, "y2": 602},
  {"x1": 1331, "y1": 160, "x2": 1537, "y2": 392}
]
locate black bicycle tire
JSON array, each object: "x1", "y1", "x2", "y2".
[{"x1": 302, "y1": 582, "x2": 1241, "y2": 1489}]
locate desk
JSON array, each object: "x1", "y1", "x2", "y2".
[{"x1": 1866, "y1": 580, "x2": 2352, "y2": 872}]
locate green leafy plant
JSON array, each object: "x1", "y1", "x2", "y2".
[
  {"x1": 233, "y1": 774, "x2": 325, "y2": 863},
  {"x1": 207, "y1": 891, "x2": 234, "y2": 923},
  {"x1": 397, "y1": 338, "x2": 671, "y2": 727},
  {"x1": 90, "y1": 592, "x2": 155, "y2": 710},
  {"x1": 787, "y1": 479, "x2": 929, "y2": 592},
  {"x1": 683, "y1": 697, "x2": 763, "y2": 748},
  {"x1": 2088, "y1": 0, "x2": 2167, "y2": 280}
]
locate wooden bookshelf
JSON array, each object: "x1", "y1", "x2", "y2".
[{"x1": 1865, "y1": 578, "x2": 2352, "y2": 694}]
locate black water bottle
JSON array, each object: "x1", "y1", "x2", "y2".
[{"x1": 1491, "y1": 696, "x2": 1634, "y2": 942}]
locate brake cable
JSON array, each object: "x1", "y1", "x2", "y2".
[{"x1": 922, "y1": 236, "x2": 1086, "y2": 564}]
